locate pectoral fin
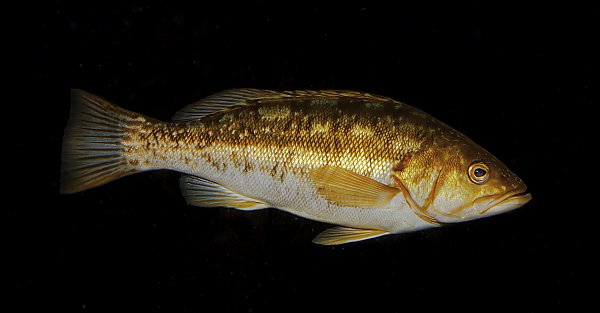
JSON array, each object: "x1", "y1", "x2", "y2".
[
  {"x1": 312, "y1": 226, "x2": 389, "y2": 245},
  {"x1": 311, "y1": 165, "x2": 400, "y2": 208},
  {"x1": 180, "y1": 175, "x2": 269, "y2": 210}
]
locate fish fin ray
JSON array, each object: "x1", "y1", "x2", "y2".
[
  {"x1": 172, "y1": 89, "x2": 398, "y2": 121},
  {"x1": 312, "y1": 227, "x2": 389, "y2": 245},
  {"x1": 172, "y1": 89, "x2": 283, "y2": 121},
  {"x1": 180, "y1": 175, "x2": 269, "y2": 210},
  {"x1": 61, "y1": 89, "x2": 147, "y2": 193},
  {"x1": 310, "y1": 165, "x2": 400, "y2": 208}
]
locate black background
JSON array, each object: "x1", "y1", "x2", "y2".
[{"x1": 13, "y1": 0, "x2": 595, "y2": 311}]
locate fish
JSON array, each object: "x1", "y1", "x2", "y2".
[{"x1": 61, "y1": 88, "x2": 531, "y2": 245}]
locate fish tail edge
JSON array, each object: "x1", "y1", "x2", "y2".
[{"x1": 60, "y1": 89, "x2": 145, "y2": 194}]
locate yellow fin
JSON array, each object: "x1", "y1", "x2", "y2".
[
  {"x1": 180, "y1": 175, "x2": 269, "y2": 211},
  {"x1": 172, "y1": 89, "x2": 397, "y2": 122},
  {"x1": 61, "y1": 90, "x2": 148, "y2": 193},
  {"x1": 172, "y1": 89, "x2": 283, "y2": 121},
  {"x1": 312, "y1": 227, "x2": 389, "y2": 245},
  {"x1": 311, "y1": 166, "x2": 400, "y2": 208}
]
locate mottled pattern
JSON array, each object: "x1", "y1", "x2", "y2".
[
  {"x1": 115, "y1": 91, "x2": 458, "y2": 231},
  {"x1": 131, "y1": 93, "x2": 444, "y2": 182},
  {"x1": 113, "y1": 89, "x2": 528, "y2": 232}
]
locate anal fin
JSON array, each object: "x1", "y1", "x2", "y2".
[
  {"x1": 312, "y1": 226, "x2": 389, "y2": 245},
  {"x1": 180, "y1": 175, "x2": 269, "y2": 211}
]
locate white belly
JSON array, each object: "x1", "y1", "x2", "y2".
[{"x1": 189, "y1": 160, "x2": 433, "y2": 234}]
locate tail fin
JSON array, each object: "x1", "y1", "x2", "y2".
[{"x1": 61, "y1": 89, "x2": 145, "y2": 193}]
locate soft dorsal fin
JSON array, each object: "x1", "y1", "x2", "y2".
[
  {"x1": 173, "y1": 89, "x2": 283, "y2": 121},
  {"x1": 312, "y1": 226, "x2": 389, "y2": 245},
  {"x1": 173, "y1": 88, "x2": 397, "y2": 122},
  {"x1": 310, "y1": 165, "x2": 400, "y2": 208}
]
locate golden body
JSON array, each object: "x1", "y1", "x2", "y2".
[{"x1": 62, "y1": 89, "x2": 531, "y2": 244}]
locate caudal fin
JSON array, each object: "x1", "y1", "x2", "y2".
[{"x1": 61, "y1": 89, "x2": 145, "y2": 193}]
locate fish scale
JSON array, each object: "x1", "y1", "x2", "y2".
[{"x1": 61, "y1": 88, "x2": 531, "y2": 245}]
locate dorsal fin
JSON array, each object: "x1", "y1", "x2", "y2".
[
  {"x1": 173, "y1": 89, "x2": 281, "y2": 122},
  {"x1": 172, "y1": 88, "x2": 397, "y2": 122}
]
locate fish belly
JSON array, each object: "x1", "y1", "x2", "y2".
[{"x1": 183, "y1": 154, "x2": 431, "y2": 234}]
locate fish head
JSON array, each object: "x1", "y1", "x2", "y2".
[{"x1": 396, "y1": 140, "x2": 531, "y2": 224}]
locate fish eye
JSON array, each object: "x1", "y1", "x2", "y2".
[
  {"x1": 474, "y1": 168, "x2": 487, "y2": 177},
  {"x1": 468, "y1": 162, "x2": 490, "y2": 184}
]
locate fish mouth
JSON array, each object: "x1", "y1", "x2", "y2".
[{"x1": 479, "y1": 188, "x2": 532, "y2": 215}]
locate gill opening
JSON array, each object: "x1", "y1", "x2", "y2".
[{"x1": 391, "y1": 166, "x2": 446, "y2": 226}]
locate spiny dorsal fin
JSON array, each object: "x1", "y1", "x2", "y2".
[
  {"x1": 180, "y1": 175, "x2": 269, "y2": 211},
  {"x1": 311, "y1": 165, "x2": 400, "y2": 208},
  {"x1": 172, "y1": 88, "x2": 397, "y2": 122},
  {"x1": 312, "y1": 226, "x2": 389, "y2": 245},
  {"x1": 173, "y1": 89, "x2": 281, "y2": 121}
]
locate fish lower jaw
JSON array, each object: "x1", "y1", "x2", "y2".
[
  {"x1": 483, "y1": 192, "x2": 532, "y2": 215},
  {"x1": 428, "y1": 189, "x2": 531, "y2": 223}
]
